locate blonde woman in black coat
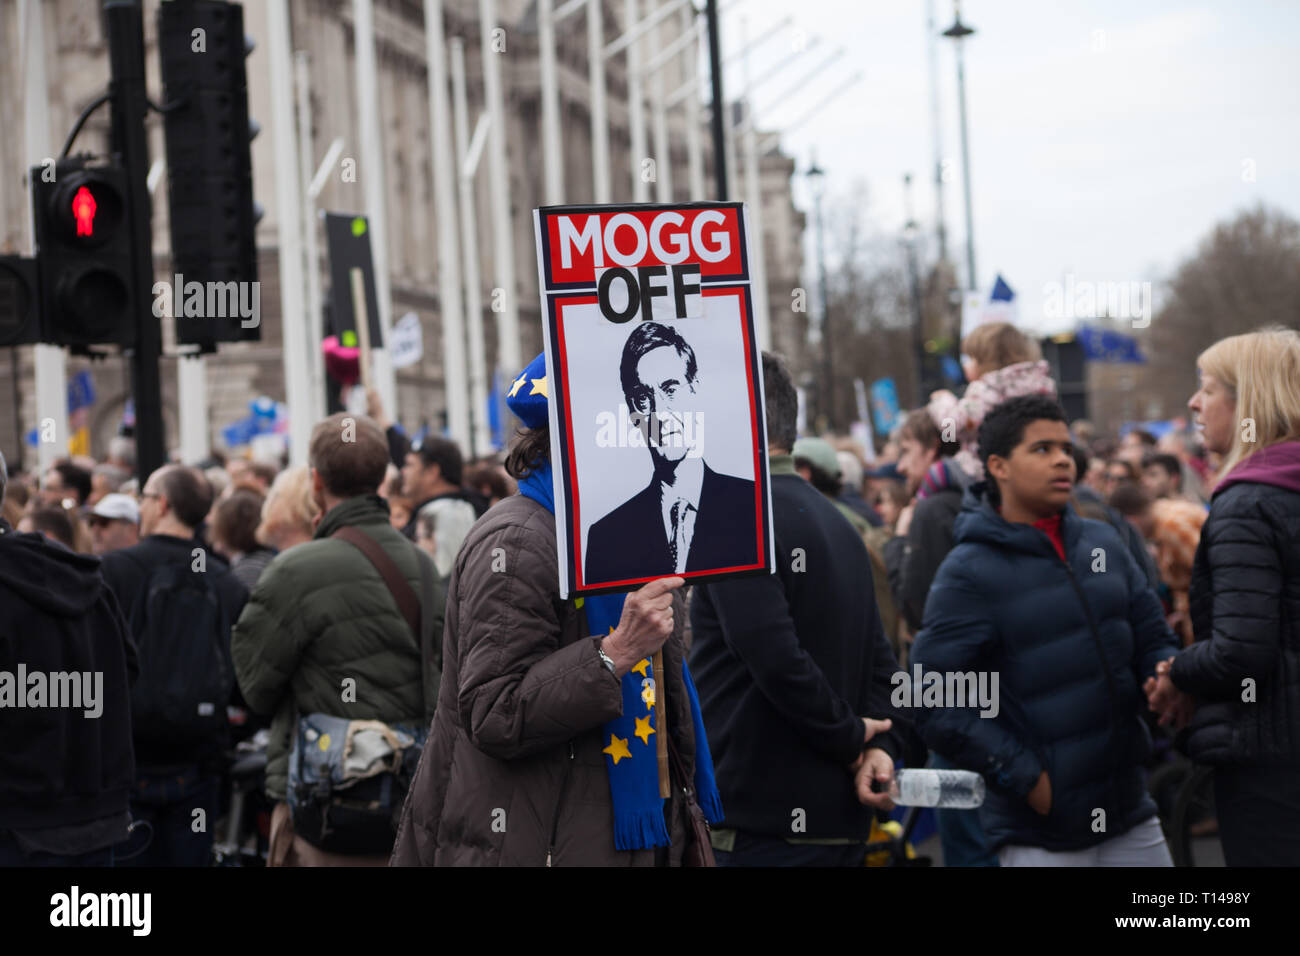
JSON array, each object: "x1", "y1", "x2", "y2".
[{"x1": 1148, "y1": 327, "x2": 1300, "y2": 866}]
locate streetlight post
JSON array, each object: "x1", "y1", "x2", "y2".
[
  {"x1": 806, "y1": 160, "x2": 831, "y2": 431},
  {"x1": 903, "y1": 174, "x2": 927, "y2": 405},
  {"x1": 926, "y1": 0, "x2": 948, "y2": 265},
  {"x1": 942, "y1": 1, "x2": 976, "y2": 293}
]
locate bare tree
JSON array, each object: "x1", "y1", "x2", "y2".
[
  {"x1": 809, "y1": 182, "x2": 923, "y2": 437},
  {"x1": 1142, "y1": 205, "x2": 1300, "y2": 421}
]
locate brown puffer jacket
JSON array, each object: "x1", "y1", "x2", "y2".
[{"x1": 391, "y1": 494, "x2": 695, "y2": 866}]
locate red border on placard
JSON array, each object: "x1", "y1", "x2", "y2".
[{"x1": 556, "y1": 287, "x2": 765, "y2": 592}]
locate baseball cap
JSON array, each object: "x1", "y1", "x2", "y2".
[
  {"x1": 91, "y1": 493, "x2": 140, "y2": 525},
  {"x1": 792, "y1": 437, "x2": 842, "y2": 480}
]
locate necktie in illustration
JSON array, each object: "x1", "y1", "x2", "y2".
[{"x1": 669, "y1": 498, "x2": 696, "y2": 573}]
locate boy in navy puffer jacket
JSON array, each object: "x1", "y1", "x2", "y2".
[{"x1": 911, "y1": 396, "x2": 1179, "y2": 866}]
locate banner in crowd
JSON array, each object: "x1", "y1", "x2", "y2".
[
  {"x1": 961, "y1": 273, "x2": 1018, "y2": 339},
  {"x1": 388, "y1": 311, "x2": 423, "y2": 369},
  {"x1": 324, "y1": 212, "x2": 384, "y2": 347},
  {"x1": 532, "y1": 202, "x2": 775, "y2": 597},
  {"x1": 1078, "y1": 325, "x2": 1147, "y2": 364},
  {"x1": 870, "y1": 377, "x2": 901, "y2": 437}
]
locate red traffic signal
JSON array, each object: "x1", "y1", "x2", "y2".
[
  {"x1": 46, "y1": 173, "x2": 125, "y2": 248},
  {"x1": 72, "y1": 186, "x2": 97, "y2": 237},
  {"x1": 32, "y1": 161, "x2": 136, "y2": 349}
]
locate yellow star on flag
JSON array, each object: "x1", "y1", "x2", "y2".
[
  {"x1": 634, "y1": 714, "x2": 655, "y2": 746},
  {"x1": 631, "y1": 658, "x2": 650, "y2": 677},
  {"x1": 603, "y1": 733, "x2": 632, "y2": 765},
  {"x1": 507, "y1": 375, "x2": 527, "y2": 398},
  {"x1": 529, "y1": 375, "x2": 549, "y2": 397},
  {"x1": 641, "y1": 682, "x2": 655, "y2": 710}
]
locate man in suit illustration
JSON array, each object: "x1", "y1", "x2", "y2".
[{"x1": 585, "y1": 322, "x2": 758, "y2": 587}]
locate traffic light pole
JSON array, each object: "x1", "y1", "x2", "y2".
[
  {"x1": 105, "y1": 0, "x2": 165, "y2": 482},
  {"x1": 705, "y1": 0, "x2": 728, "y2": 200}
]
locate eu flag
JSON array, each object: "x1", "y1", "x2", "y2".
[{"x1": 1078, "y1": 326, "x2": 1146, "y2": 364}]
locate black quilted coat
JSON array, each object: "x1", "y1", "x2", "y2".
[{"x1": 1172, "y1": 441, "x2": 1300, "y2": 767}]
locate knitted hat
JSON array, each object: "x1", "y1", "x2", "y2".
[{"x1": 506, "y1": 352, "x2": 550, "y2": 429}]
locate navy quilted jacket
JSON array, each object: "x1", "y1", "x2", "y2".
[{"x1": 911, "y1": 483, "x2": 1179, "y2": 852}]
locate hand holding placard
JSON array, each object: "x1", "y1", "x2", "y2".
[{"x1": 599, "y1": 576, "x2": 685, "y2": 677}]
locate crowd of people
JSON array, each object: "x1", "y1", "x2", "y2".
[{"x1": 1, "y1": 324, "x2": 1297, "y2": 868}]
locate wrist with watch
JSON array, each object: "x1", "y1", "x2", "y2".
[{"x1": 596, "y1": 640, "x2": 618, "y2": 676}]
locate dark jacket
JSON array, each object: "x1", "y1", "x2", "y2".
[
  {"x1": 585, "y1": 464, "x2": 758, "y2": 588},
  {"x1": 231, "y1": 495, "x2": 440, "y2": 801},
  {"x1": 884, "y1": 458, "x2": 972, "y2": 631},
  {"x1": 0, "y1": 521, "x2": 136, "y2": 831},
  {"x1": 910, "y1": 483, "x2": 1179, "y2": 852},
  {"x1": 838, "y1": 486, "x2": 883, "y2": 526},
  {"x1": 1073, "y1": 486, "x2": 1161, "y2": 592},
  {"x1": 386, "y1": 424, "x2": 411, "y2": 469},
  {"x1": 689, "y1": 456, "x2": 911, "y2": 840},
  {"x1": 230, "y1": 546, "x2": 276, "y2": 591},
  {"x1": 391, "y1": 493, "x2": 695, "y2": 866},
  {"x1": 101, "y1": 533, "x2": 248, "y2": 769},
  {"x1": 1172, "y1": 441, "x2": 1300, "y2": 767},
  {"x1": 832, "y1": 501, "x2": 901, "y2": 656}
]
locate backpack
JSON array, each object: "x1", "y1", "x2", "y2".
[
  {"x1": 128, "y1": 560, "x2": 234, "y2": 751},
  {"x1": 287, "y1": 529, "x2": 442, "y2": 854}
]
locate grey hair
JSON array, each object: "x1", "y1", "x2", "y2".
[
  {"x1": 108, "y1": 436, "x2": 136, "y2": 469},
  {"x1": 93, "y1": 462, "x2": 130, "y2": 490}
]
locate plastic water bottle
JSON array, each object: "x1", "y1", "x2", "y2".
[{"x1": 887, "y1": 769, "x2": 985, "y2": 808}]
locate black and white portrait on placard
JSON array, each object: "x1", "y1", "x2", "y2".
[{"x1": 583, "y1": 321, "x2": 758, "y2": 586}]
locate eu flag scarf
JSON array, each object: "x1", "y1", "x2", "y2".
[{"x1": 517, "y1": 461, "x2": 724, "y2": 850}]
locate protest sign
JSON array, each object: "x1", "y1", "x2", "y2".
[
  {"x1": 389, "y1": 311, "x2": 424, "y2": 369},
  {"x1": 533, "y1": 202, "x2": 775, "y2": 597}
]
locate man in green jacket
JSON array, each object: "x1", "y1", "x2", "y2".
[{"x1": 231, "y1": 412, "x2": 443, "y2": 865}]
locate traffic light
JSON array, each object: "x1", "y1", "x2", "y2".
[
  {"x1": 30, "y1": 160, "x2": 137, "y2": 349},
  {"x1": 157, "y1": 0, "x2": 260, "y2": 348},
  {"x1": 1042, "y1": 334, "x2": 1090, "y2": 422},
  {"x1": 0, "y1": 256, "x2": 41, "y2": 347}
]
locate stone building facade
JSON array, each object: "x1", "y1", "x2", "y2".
[{"x1": 0, "y1": 0, "x2": 806, "y2": 465}]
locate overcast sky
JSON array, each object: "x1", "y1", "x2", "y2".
[{"x1": 716, "y1": 0, "x2": 1300, "y2": 332}]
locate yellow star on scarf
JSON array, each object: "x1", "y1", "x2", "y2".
[
  {"x1": 634, "y1": 714, "x2": 655, "y2": 746},
  {"x1": 641, "y1": 681, "x2": 655, "y2": 710},
  {"x1": 603, "y1": 733, "x2": 631, "y2": 765},
  {"x1": 507, "y1": 375, "x2": 527, "y2": 398},
  {"x1": 631, "y1": 658, "x2": 650, "y2": 677},
  {"x1": 529, "y1": 375, "x2": 548, "y2": 397}
]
